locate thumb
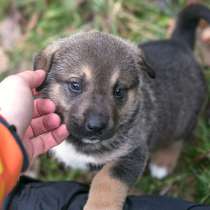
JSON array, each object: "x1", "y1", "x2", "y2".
[{"x1": 18, "y1": 70, "x2": 46, "y2": 89}]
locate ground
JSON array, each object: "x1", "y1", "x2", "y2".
[{"x1": 0, "y1": 0, "x2": 210, "y2": 204}]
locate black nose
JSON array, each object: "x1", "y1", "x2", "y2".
[{"x1": 85, "y1": 114, "x2": 107, "y2": 133}]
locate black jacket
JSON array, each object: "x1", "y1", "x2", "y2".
[{"x1": 4, "y1": 176, "x2": 210, "y2": 210}]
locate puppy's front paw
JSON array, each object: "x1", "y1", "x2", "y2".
[
  {"x1": 84, "y1": 163, "x2": 127, "y2": 210},
  {"x1": 84, "y1": 202, "x2": 121, "y2": 210},
  {"x1": 150, "y1": 141, "x2": 183, "y2": 179},
  {"x1": 149, "y1": 163, "x2": 169, "y2": 179}
]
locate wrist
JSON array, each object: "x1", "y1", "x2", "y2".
[
  {"x1": 0, "y1": 115, "x2": 29, "y2": 172},
  {"x1": 0, "y1": 75, "x2": 33, "y2": 138},
  {"x1": 0, "y1": 111, "x2": 24, "y2": 138}
]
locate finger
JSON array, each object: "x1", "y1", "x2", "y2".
[
  {"x1": 31, "y1": 124, "x2": 69, "y2": 157},
  {"x1": 33, "y1": 98, "x2": 56, "y2": 118},
  {"x1": 18, "y1": 70, "x2": 46, "y2": 89},
  {"x1": 32, "y1": 88, "x2": 38, "y2": 96},
  {"x1": 26, "y1": 113, "x2": 61, "y2": 138}
]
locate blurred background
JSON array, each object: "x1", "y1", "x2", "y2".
[{"x1": 0, "y1": 0, "x2": 210, "y2": 204}]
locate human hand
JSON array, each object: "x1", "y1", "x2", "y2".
[
  {"x1": 0, "y1": 70, "x2": 69, "y2": 161},
  {"x1": 0, "y1": 70, "x2": 45, "y2": 137},
  {"x1": 23, "y1": 98, "x2": 69, "y2": 161}
]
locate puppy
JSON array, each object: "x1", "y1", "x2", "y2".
[{"x1": 34, "y1": 4, "x2": 209, "y2": 210}]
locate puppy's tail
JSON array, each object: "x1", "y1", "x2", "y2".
[{"x1": 171, "y1": 4, "x2": 210, "y2": 50}]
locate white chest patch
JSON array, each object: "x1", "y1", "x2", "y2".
[
  {"x1": 51, "y1": 140, "x2": 131, "y2": 170},
  {"x1": 51, "y1": 141, "x2": 100, "y2": 170}
]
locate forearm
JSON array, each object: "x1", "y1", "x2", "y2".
[{"x1": 0, "y1": 75, "x2": 33, "y2": 138}]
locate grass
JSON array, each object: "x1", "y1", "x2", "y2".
[{"x1": 0, "y1": 0, "x2": 210, "y2": 204}]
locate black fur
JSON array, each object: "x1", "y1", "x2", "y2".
[
  {"x1": 34, "y1": 4, "x2": 209, "y2": 202},
  {"x1": 172, "y1": 4, "x2": 210, "y2": 49}
]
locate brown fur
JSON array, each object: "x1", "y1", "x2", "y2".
[
  {"x1": 84, "y1": 163, "x2": 128, "y2": 210},
  {"x1": 110, "y1": 70, "x2": 120, "y2": 87},
  {"x1": 150, "y1": 141, "x2": 183, "y2": 174},
  {"x1": 82, "y1": 66, "x2": 93, "y2": 81}
]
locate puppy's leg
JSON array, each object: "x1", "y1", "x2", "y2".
[
  {"x1": 24, "y1": 159, "x2": 40, "y2": 178},
  {"x1": 84, "y1": 163, "x2": 128, "y2": 210},
  {"x1": 84, "y1": 147, "x2": 148, "y2": 210},
  {"x1": 149, "y1": 141, "x2": 183, "y2": 179}
]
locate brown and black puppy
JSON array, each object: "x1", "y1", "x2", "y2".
[{"x1": 34, "y1": 4, "x2": 209, "y2": 210}]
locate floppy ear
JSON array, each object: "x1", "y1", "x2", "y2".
[
  {"x1": 33, "y1": 51, "x2": 53, "y2": 71},
  {"x1": 33, "y1": 40, "x2": 64, "y2": 71},
  {"x1": 33, "y1": 40, "x2": 64, "y2": 91},
  {"x1": 138, "y1": 49, "x2": 156, "y2": 79},
  {"x1": 140, "y1": 57, "x2": 156, "y2": 79}
]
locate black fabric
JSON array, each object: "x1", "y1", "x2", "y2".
[{"x1": 5, "y1": 176, "x2": 210, "y2": 210}]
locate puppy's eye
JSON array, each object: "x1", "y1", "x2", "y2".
[
  {"x1": 68, "y1": 80, "x2": 82, "y2": 94},
  {"x1": 113, "y1": 84, "x2": 126, "y2": 100}
]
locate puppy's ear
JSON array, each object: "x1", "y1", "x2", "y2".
[
  {"x1": 33, "y1": 41, "x2": 63, "y2": 71},
  {"x1": 138, "y1": 50, "x2": 156, "y2": 79},
  {"x1": 33, "y1": 51, "x2": 53, "y2": 72},
  {"x1": 33, "y1": 40, "x2": 64, "y2": 91},
  {"x1": 140, "y1": 57, "x2": 156, "y2": 79}
]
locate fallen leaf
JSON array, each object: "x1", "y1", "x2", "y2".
[
  {"x1": 0, "y1": 47, "x2": 9, "y2": 73},
  {"x1": 201, "y1": 27, "x2": 210, "y2": 44},
  {"x1": 0, "y1": 15, "x2": 22, "y2": 50}
]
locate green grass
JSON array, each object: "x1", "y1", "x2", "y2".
[{"x1": 0, "y1": 0, "x2": 210, "y2": 204}]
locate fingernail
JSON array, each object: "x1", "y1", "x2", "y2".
[
  {"x1": 47, "y1": 113, "x2": 61, "y2": 128},
  {"x1": 35, "y1": 69, "x2": 45, "y2": 74},
  {"x1": 60, "y1": 124, "x2": 69, "y2": 138},
  {"x1": 35, "y1": 70, "x2": 46, "y2": 79},
  {"x1": 45, "y1": 99, "x2": 56, "y2": 111}
]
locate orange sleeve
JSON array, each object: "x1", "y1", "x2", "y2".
[{"x1": 0, "y1": 116, "x2": 29, "y2": 205}]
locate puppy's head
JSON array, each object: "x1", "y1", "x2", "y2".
[{"x1": 34, "y1": 32, "x2": 154, "y2": 148}]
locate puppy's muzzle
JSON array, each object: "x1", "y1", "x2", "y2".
[
  {"x1": 85, "y1": 113, "x2": 108, "y2": 135},
  {"x1": 68, "y1": 111, "x2": 115, "y2": 143}
]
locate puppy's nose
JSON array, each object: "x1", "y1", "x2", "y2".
[{"x1": 85, "y1": 114, "x2": 107, "y2": 133}]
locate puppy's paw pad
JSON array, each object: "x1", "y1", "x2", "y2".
[{"x1": 149, "y1": 163, "x2": 169, "y2": 179}]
